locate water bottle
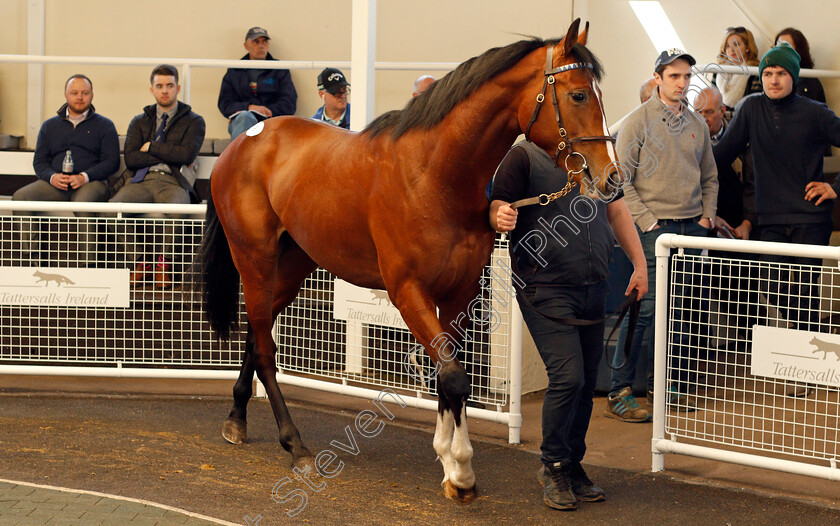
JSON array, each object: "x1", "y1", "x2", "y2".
[{"x1": 62, "y1": 150, "x2": 74, "y2": 174}]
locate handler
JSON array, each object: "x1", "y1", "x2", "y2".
[{"x1": 489, "y1": 140, "x2": 647, "y2": 511}]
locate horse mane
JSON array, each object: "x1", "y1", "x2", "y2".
[{"x1": 363, "y1": 38, "x2": 603, "y2": 140}]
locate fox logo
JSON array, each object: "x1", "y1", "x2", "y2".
[
  {"x1": 370, "y1": 290, "x2": 391, "y2": 306},
  {"x1": 810, "y1": 337, "x2": 840, "y2": 361},
  {"x1": 33, "y1": 270, "x2": 75, "y2": 287}
]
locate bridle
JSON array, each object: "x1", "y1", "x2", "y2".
[{"x1": 515, "y1": 45, "x2": 616, "y2": 209}]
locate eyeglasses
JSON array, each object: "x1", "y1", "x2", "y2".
[
  {"x1": 727, "y1": 26, "x2": 747, "y2": 34},
  {"x1": 330, "y1": 87, "x2": 350, "y2": 97}
]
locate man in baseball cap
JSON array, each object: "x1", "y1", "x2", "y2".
[
  {"x1": 313, "y1": 67, "x2": 351, "y2": 129},
  {"x1": 245, "y1": 26, "x2": 270, "y2": 41},
  {"x1": 654, "y1": 48, "x2": 696, "y2": 75},
  {"x1": 607, "y1": 46, "x2": 717, "y2": 421},
  {"x1": 218, "y1": 27, "x2": 297, "y2": 139}
]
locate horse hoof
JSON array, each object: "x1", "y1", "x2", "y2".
[
  {"x1": 443, "y1": 480, "x2": 477, "y2": 504},
  {"x1": 292, "y1": 456, "x2": 319, "y2": 477},
  {"x1": 222, "y1": 418, "x2": 247, "y2": 445}
]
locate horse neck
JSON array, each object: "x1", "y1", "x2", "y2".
[{"x1": 415, "y1": 53, "x2": 544, "y2": 199}]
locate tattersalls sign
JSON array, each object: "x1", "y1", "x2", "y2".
[
  {"x1": 333, "y1": 279, "x2": 409, "y2": 330},
  {"x1": 0, "y1": 268, "x2": 130, "y2": 308},
  {"x1": 752, "y1": 325, "x2": 840, "y2": 387}
]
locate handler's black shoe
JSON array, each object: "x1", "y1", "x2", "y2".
[
  {"x1": 537, "y1": 462, "x2": 577, "y2": 510},
  {"x1": 569, "y1": 462, "x2": 606, "y2": 502}
]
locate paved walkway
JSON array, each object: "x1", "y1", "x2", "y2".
[{"x1": 0, "y1": 480, "x2": 237, "y2": 526}]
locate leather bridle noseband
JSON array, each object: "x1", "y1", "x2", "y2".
[{"x1": 514, "y1": 45, "x2": 616, "y2": 210}]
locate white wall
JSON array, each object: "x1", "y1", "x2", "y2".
[
  {"x1": 0, "y1": 0, "x2": 574, "y2": 144},
  {"x1": 3, "y1": 0, "x2": 840, "y2": 145}
]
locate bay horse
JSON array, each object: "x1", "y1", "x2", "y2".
[{"x1": 199, "y1": 18, "x2": 621, "y2": 503}]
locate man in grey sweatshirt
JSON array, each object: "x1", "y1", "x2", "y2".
[{"x1": 605, "y1": 49, "x2": 718, "y2": 423}]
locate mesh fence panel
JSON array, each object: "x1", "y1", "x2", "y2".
[
  {"x1": 0, "y1": 213, "x2": 512, "y2": 406},
  {"x1": 666, "y1": 251, "x2": 840, "y2": 464}
]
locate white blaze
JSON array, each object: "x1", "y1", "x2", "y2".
[{"x1": 591, "y1": 78, "x2": 617, "y2": 164}]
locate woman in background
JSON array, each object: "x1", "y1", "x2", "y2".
[
  {"x1": 714, "y1": 27, "x2": 762, "y2": 117},
  {"x1": 774, "y1": 27, "x2": 826, "y2": 103}
]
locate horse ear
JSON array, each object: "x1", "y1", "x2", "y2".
[
  {"x1": 563, "y1": 18, "x2": 582, "y2": 55},
  {"x1": 578, "y1": 21, "x2": 589, "y2": 46}
]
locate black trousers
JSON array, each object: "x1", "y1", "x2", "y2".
[{"x1": 518, "y1": 281, "x2": 606, "y2": 465}]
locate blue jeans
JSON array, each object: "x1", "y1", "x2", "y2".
[
  {"x1": 518, "y1": 281, "x2": 606, "y2": 465},
  {"x1": 228, "y1": 111, "x2": 259, "y2": 139},
  {"x1": 609, "y1": 220, "x2": 708, "y2": 396}
]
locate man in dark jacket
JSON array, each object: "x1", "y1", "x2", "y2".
[
  {"x1": 714, "y1": 42, "x2": 840, "y2": 372},
  {"x1": 14, "y1": 74, "x2": 119, "y2": 206},
  {"x1": 218, "y1": 27, "x2": 297, "y2": 139},
  {"x1": 490, "y1": 141, "x2": 647, "y2": 510},
  {"x1": 110, "y1": 64, "x2": 205, "y2": 288}
]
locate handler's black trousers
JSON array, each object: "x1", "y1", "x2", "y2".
[{"x1": 518, "y1": 281, "x2": 606, "y2": 465}]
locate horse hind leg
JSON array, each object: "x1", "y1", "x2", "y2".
[
  {"x1": 228, "y1": 233, "x2": 319, "y2": 473},
  {"x1": 222, "y1": 324, "x2": 257, "y2": 445}
]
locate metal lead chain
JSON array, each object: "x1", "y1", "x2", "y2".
[{"x1": 538, "y1": 179, "x2": 577, "y2": 205}]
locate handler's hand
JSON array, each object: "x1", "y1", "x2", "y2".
[
  {"x1": 495, "y1": 204, "x2": 518, "y2": 232},
  {"x1": 625, "y1": 268, "x2": 648, "y2": 300},
  {"x1": 805, "y1": 181, "x2": 837, "y2": 206}
]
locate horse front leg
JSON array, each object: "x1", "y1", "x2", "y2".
[
  {"x1": 222, "y1": 324, "x2": 256, "y2": 444},
  {"x1": 392, "y1": 281, "x2": 476, "y2": 503},
  {"x1": 434, "y1": 379, "x2": 476, "y2": 503}
]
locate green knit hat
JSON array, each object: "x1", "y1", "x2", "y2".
[{"x1": 759, "y1": 41, "x2": 801, "y2": 85}]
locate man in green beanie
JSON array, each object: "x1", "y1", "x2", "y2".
[{"x1": 714, "y1": 42, "x2": 840, "y2": 394}]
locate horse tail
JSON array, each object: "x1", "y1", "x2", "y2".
[{"x1": 197, "y1": 194, "x2": 240, "y2": 341}]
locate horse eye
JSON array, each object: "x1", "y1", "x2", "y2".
[{"x1": 571, "y1": 92, "x2": 588, "y2": 103}]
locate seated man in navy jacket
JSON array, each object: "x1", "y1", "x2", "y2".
[
  {"x1": 218, "y1": 27, "x2": 297, "y2": 139},
  {"x1": 14, "y1": 74, "x2": 119, "y2": 207}
]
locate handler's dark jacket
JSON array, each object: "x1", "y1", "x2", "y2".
[
  {"x1": 217, "y1": 52, "x2": 297, "y2": 119},
  {"x1": 491, "y1": 141, "x2": 620, "y2": 286},
  {"x1": 112, "y1": 101, "x2": 205, "y2": 203}
]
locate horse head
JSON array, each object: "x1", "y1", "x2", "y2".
[{"x1": 519, "y1": 19, "x2": 625, "y2": 201}]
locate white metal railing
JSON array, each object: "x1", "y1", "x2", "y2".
[
  {"x1": 0, "y1": 53, "x2": 458, "y2": 108},
  {"x1": 652, "y1": 234, "x2": 840, "y2": 481},
  {"x1": 0, "y1": 203, "x2": 523, "y2": 443}
]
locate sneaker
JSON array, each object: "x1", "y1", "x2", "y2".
[
  {"x1": 569, "y1": 462, "x2": 605, "y2": 502},
  {"x1": 537, "y1": 462, "x2": 577, "y2": 510},
  {"x1": 667, "y1": 386, "x2": 697, "y2": 412},
  {"x1": 604, "y1": 387, "x2": 651, "y2": 422}
]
